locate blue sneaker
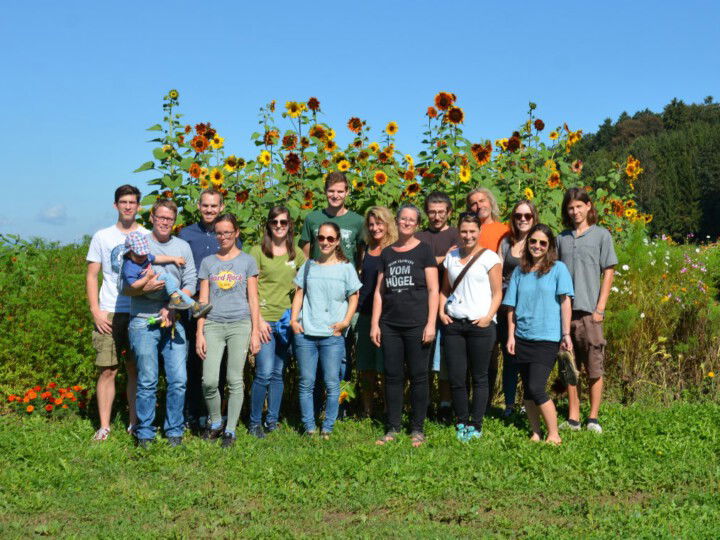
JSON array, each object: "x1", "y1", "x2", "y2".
[
  {"x1": 456, "y1": 424, "x2": 467, "y2": 442},
  {"x1": 465, "y1": 426, "x2": 482, "y2": 441}
]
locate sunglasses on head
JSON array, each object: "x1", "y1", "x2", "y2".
[
  {"x1": 529, "y1": 238, "x2": 548, "y2": 248},
  {"x1": 317, "y1": 234, "x2": 337, "y2": 243},
  {"x1": 270, "y1": 219, "x2": 288, "y2": 227},
  {"x1": 514, "y1": 212, "x2": 533, "y2": 221}
]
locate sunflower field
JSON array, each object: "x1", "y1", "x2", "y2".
[{"x1": 135, "y1": 91, "x2": 649, "y2": 243}]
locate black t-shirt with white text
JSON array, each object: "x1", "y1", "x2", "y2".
[{"x1": 380, "y1": 242, "x2": 436, "y2": 327}]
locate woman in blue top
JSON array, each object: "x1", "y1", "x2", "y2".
[
  {"x1": 290, "y1": 222, "x2": 361, "y2": 438},
  {"x1": 503, "y1": 224, "x2": 573, "y2": 445}
]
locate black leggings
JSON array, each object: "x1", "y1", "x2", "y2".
[
  {"x1": 443, "y1": 318, "x2": 496, "y2": 429},
  {"x1": 514, "y1": 337, "x2": 559, "y2": 406},
  {"x1": 381, "y1": 322, "x2": 430, "y2": 433}
]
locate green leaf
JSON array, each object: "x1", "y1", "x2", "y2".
[
  {"x1": 146, "y1": 124, "x2": 163, "y2": 131},
  {"x1": 179, "y1": 157, "x2": 194, "y2": 171},
  {"x1": 133, "y1": 161, "x2": 155, "y2": 173},
  {"x1": 153, "y1": 148, "x2": 168, "y2": 160},
  {"x1": 140, "y1": 194, "x2": 158, "y2": 205}
]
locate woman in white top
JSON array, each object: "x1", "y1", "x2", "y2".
[{"x1": 439, "y1": 212, "x2": 502, "y2": 440}]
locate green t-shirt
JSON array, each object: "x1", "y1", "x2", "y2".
[
  {"x1": 300, "y1": 209, "x2": 364, "y2": 262},
  {"x1": 249, "y1": 245, "x2": 306, "y2": 321}
]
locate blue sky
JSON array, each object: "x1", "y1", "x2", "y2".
[{"x1": 1, "y1": 0, "x2": 718, "y2": 243}]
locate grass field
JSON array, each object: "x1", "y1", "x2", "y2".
[{"x1": 1, "y1": 402, "x2": 718, "y2": 538}]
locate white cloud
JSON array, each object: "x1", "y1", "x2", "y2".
[{"x1": 37, "y1": 204, "x2": 69, "y2": 225}]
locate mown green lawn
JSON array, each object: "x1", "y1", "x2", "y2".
[{"x1": 1, "y1": 402, "x2": 718, "y2": 538}]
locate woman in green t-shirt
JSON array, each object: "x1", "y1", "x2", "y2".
[{"x1": 248, "y1": 206, "x2": 306, "y2": 438}]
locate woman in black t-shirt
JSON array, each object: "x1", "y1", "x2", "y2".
[{"x1": 371, "y1": 205, "x2": 439, "y2": 447}]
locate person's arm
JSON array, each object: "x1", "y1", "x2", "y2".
[
  {"x1": 300, "y1": 217, "x2": 312, "y2": 259},
  {"x1": 290, "y1": 286, "x2": 305, "y2": 335},
  {"x1": 86, "y1": 262, "x2": 112, "y2": 334},
  {"x1": 178, "y1": 247, "x2": 197, "y2": 298},
  {"x1": 331, "y1": 291, "x2": 359, "y2": 336},
  {"x1": 247, "y1": 276, "x2": 261, "y2": 354},
  {"x1": 153, "y1": 254, "x2": 186, "y2": 267},
  {"x1": 560, "y1": 295, "x2": 573, "y2": 351},
  {"x1": 593, "y1": 266, "x2": 615, "y2": 322},
  {"x1": 506, "y1": 307, "x2": 516, "y2": 355},
  {"x1": 370, "y1": 271, "x2": 384, "y2": 347},
  {"x1": 122, "y1": 266, "x2": 165, "y2": 296},
  {"x1": 438, "y1": 267, "x2": 453, "y2": 326},
  {"x1": 422, "y1": 266, "x2": 439, "y2": 344},
  {"x1": 195, "y1": 279, "x2": 209, "y2": 360},
  {"x1": 474, "y1": 263, "x2": 502, "y2": 327}
]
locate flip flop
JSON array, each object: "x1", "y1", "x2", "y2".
[
  {"x1": 375, "y1": 431, "x2": 398, "y2": 445},
  {"x1": 410, "y1": 431, "x2": 426, "y2": 448}
]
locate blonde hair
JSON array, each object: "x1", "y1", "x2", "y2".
[
  {"x1": 466, "y1": 187, "x2": 501, "y2": 222},
  {"x1": 363, "y1": 206, "x2": 398, "y2": 249}
]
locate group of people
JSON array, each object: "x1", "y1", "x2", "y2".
[{"x1": 86, "y1": 172, "x2": 616, "y2": 448}]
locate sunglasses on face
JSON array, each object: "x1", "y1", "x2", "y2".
[
  {"x1": 317, "y1": 235, "x2": 337, "y2": 243},
  {"x1": 514, "y1": 212, "x2": 533, "y2": 221},
  {"x1": 529, "y1": 238, "x2": 548, "y2": 248},
  {"x1": 270, "y1": 219, "x2": 288, "y2": 227}
]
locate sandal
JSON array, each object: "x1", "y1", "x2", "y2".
[
  {"x1": 410, "y1": 431, "x2": 426, "y2": 448},
  {"x1": 375, "y1": 431, "x2": 398, "y2": 445},
  {"x1": 320, "y1": 431, "x2": 331, "y2": 440}
]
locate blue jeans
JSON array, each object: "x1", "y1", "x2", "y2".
[
  {"x1": 249, "y1": 321, "x2": 290, "y2": 428},
  {"x1": 157, "y1": 271, "x2": 195, "y2": 306},
  {"x1": 295, "y1": 333, "x2": 344, "y2": 433},
  {"x1": 129, "y1": 316, "x2": 188, "y2": 440}
]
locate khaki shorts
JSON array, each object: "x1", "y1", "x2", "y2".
[
  {"x1": 92, "y1": 312, "x2": 134, "y2": 368},
  {"x1": 570, "y1": 311, "x2": 606, "y2": 379}
]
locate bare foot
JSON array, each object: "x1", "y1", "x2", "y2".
[
  {"x1": 545, "y1": 435, "x2": 562, "y2": 445},
  {"x1": 530, "y1": 432, "x2": 542, "y2": 442}
]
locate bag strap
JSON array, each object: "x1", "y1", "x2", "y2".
[{"x1": 449, "y1": 249, "x2": 486, "y2": 294}]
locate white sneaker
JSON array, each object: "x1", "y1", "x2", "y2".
[
  {"x1": 92, "y1": 427, "x2": 111, "y2": 441},
  {"x1": 586, "y1": 422, "x2": 603, "y2": 434},
  {"x1": 559, "y1": 421, "x2": 581, "y2": 432}
]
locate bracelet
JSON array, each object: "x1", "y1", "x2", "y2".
[{"x1": 595, "y1": 309, "x2": 605, "y2": 316}]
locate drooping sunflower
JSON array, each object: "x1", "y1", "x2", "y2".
[
  {"x1": 534, "y1": 119, "x2": 545, "y2": 131},
  {"x1": 471, "y1": 142, "x2": 492, "y2": 166},
  {"x1": 427, "y1": 106, "x2": 438, "y2": 119},
  {"x1": 189, "y1": 162, "x2": 203, "y2": 178},
  {"x1": 368, "y1": 142, "x2": 380, "y2": 153},
  {"x1": 434, "y1": 92, "x2": 455, "y2": 111},
  {"x1": 547, "y1": 172, "x2": 561, "y2": 189},
  {"x1": 549, "y1": 130, "x2": 559, "y2": 140},
  {"x1": 282, "y1": 134, "x2": 297, "y2": 150},
  {"x1": 347, "y1": 117, "x2": 363, "y2": 133},
  {"x1": 209, "y1": 168, "x2": 224, "y2": 187},
  {"x1": 269, "y1": 100, "x2": 276, "y2": 112},
  {"x1": 337, "y1": 160, "x2": 351, "y2": 172},
  {"x1": 284, "y1": 152, "x2": 301, "y2": 175},
  {"x1": 307, "y1": 97, "x2": 320, "y2": 111},
  {"x1": 309, "y1": 125, "x2": 326, "y2": 140},
  {"x1": 385, "y1": 121, "x2": 399, "y2": 136},
  {"x1": 258, "y1": 150, "x2": 272, "y2": 166},
  {"x1": 406, "y1": 182, "x2": 421, "y2": 197},
  {"x1": 524, "y1": 187, "x2": 534, "y2": 200},
  {"x1": 235, "y1": 190, "x2": 249, "y2": 204},
  {"x1": 445, "y1": 106, "x2": 464, "y2": 125},
  {"x1": 263, "y1": 129, "x2": 279, "y2": 146},
  {"x1": 459, "y1": 166, "x2": 471, "y2": 183},
  {"x1": 373, "y1": 171, "x2": 388, "y2": 185},
  {"x1": 190, "y1": 135, "x2": 209, "y2": 153},
  {"x1": 210, "y1": 135, "x2": 224, "y2": 150}
]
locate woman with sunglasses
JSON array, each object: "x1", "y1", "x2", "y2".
[
  {"x1": 438, "y1": 212, "x2": 502, "y2": 441},
  {"x1": 196, "y1": 214, "x2": 261, "y2": 448},
  {"x1": 502, "y1": 224, "x2": 573, "y2": 444},
  {"x1": 291, "y1": 222, "x2": 361, "y2": 438},
  {"x1": 371, "y1": 205, "x2": 439, "y2": 447},
  {"x1": 356, "y1": 206, "x2": 398, "y2": 418},
  {"x1": 247, "y1": 206, "x2": 306, "y2": 438},
  {"x1": 497, "y1": 200, "x2": 538, "y2": 418}
]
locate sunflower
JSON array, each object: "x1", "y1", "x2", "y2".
[
  {"x1": 304, "y1": 190, "x2": 313, "y2": 201},
  {"x1": 258, "y1": 150, "x2": 272, "y2": 166},
  {"x1": 352, "y1": 139, "x2": 363, "y2": 148},
  {"x1": 547, "y1": 172, "x2": 561, "y2": 189},
  {"x1": 377, "y1": 151, "x2": 389, "y2": 163},
  {"x1": 284, "y1": 152, "x2": 301, "y2": 175},
  {"x1": 301, "y1": 201, "x2": 313, "y2": 210},
  {"x1": 471, "y1": 142, "x2": 492, "y2": 166},
  {"x1": 495, "y1": 138, "x2": 509, "y2": 151},
  {"x1": 337, "y1": 160, "x2": 350, "y2": 172},
  {"x1": 440, "y1": 161, "x2": 450, "y2": 169},
  {"x1": 625, "y1": 199, "x2": 636, "y2": 208},
  {"x1": 327, "y1": 128, "x2": 336, "y2": 140},
  {"x1": 205, "y1": 127, "x2": 217, "y2": 140},
  {"x1": 210, "y1": 135, "x2": 224, "y2": 150},
  {"x1": 445, "y1": 106, "x2": 464, "y2": 125},
  {"x1": 300, "y1": 136, "x2": 310, "y2": 148},
  {"x1": 269, "y1": 100, "x2": 276, "y2": 112},
  {"x1": 321, "y1": 159, "x2": 331, "y2": 168},
  {"x1": 199, "y1": 176, "x2": 210, "y2": 189},
  {"x1": 404, "y1": 169, "x2": 415, "y2": 181},
  {"x1": 285, "y1": 101, "x2": 305, "y2": 118},
  {"x1": 307, "y1": 97, "x2": 320, "y2": 111},
  {"x1": 325, "y1": 140, "x2": 338, "y2": 153},
  {"x1": 357, "y1": 150, "x2": 369, "y2": 161},
  {"x1": 406, "y1": 182, "x2": 421, "y2": 197},
  {"x1": 209, "y1": 168, "x2": 224, "y2": 187},
  {"x1": 624, "y1": 208, "x2": 638, "y2": 218},
  {"x1": 162, "y1": 190, "x2": 173, "y2": 199},
  {"x1": 625, "y1": 155, "x2": 643, "y2": 179},
  {"x1": 427, "y1": 106, "x2": 438, "y2": 118},
  {"x1": 404, "y1": 154, "x2": 414, "y2": 167},
  {"x1": 184, "y1": 125, "x2": 192, "y2": 134},
  {"x1": 177, "y1": 134, "x2": 185, "y2": 145},
  {"x1": 309, "y1": 125, "x2": 326, "y2": 140},
  {"x1": 333, "y1": 152, "x2": 346, "y2": 163},
  {"x1": 524, "y1": 187, "x2": 534, "y2": 200},
  {"x1": 263, "y1": 129, "x2": 279, "y2": 146},
  {"x1": 571, "y1": 159, "x2": 583, "y2": 174},
  {"x1": 549, "y1": 130, "x2": 559, "y2": 140},
  {"x1": 353, "y1": 180, "x2": 366, "y2": 192},
  {"x1": 167, "y1": 89, "x2": 179, "y2": 100},
  {"x1": 434, "y1": 92, "x2": 455, "y2": 111},
  {"x1": 534, "y1": 119, "x2": 545, "y2": 131},
  {"x1": 224, "y1": 155, "x2": 239, "y2": 172},
  {"x1": 459, "y1": 166, "x2": 471, "y2": 183},
  {"x1": 544, "y1": 159, "x2": 557, "y2": 171},
  {"x1": 195, "y1": 122, "x2": 210, "y2": 135},
  {"x1": 282, "y1": 134, "x2": 297, "y2": 150},
  {"x1": 368, "y1": 142, "x2": 379, "y2": 153},
  {"x1": 506, "y1": 135, "x2": 521, "y2": 152},
  {"x1": 189, "y1": 162, "x2": 203, "y2": 178},
  {"x1": 644, "y1": 214, "x2": 653, "y2": 224},
  {"x1": 347, "y1": 117, "x2": 363, "y2": 133},
  {"x1": 190, "y1": 135, "x2": 209, "y2": 153},
  {"x1": 385, "y1": 121, "x2": 399, "y2": 136},
  {"x1": 374, "y1": 171, "x2": 388, "y2": 185},
  {"x1": 235, "y1": 190, "x2": 249, "y2": 204}
]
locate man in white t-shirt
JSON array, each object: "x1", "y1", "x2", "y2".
[{"x1": 86, "y1": 185, "x2": 154, "y2": 441}]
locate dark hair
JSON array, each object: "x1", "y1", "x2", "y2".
[
  {"x1": 215, "y1": 213, "x2": 239, "y2": 231},
  {"x1": 324, "y1": 172, "x2": 349, "y2": 192},
  {"x1": 114, "y1": 184, "x2": 141, "y2": 204},
  {"x1": 424, "y1": 191, "x2": 452, "y2": 213},
  {"x1": 397, "y1": 204, "x2": 422, "y2": 225},
  {"x1": 199, "y1": 188, "x2": 224, "y2": 204},
  {"x1": 509, "y1": 199, "x2": 539, "y2": 245},
  {"x1": 317, "y1": 222, "x2": 348, "y2": 263},
  {"x1": 261, "y1": 206, "x2": 296, "y2": 260},
  {"x1": 520, "y1": 224, "x2": 558, "y2": 277},
  {"x1": 457, "y1": 212, "x2": 482, "y2": 229},
  {"x1": 561, "y1": 187, "x2": 598, "y2": 229}
]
